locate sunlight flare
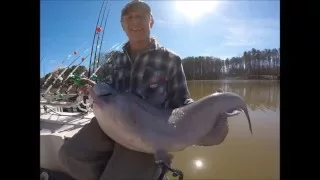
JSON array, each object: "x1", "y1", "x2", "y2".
[
  {"x1": 193, "y1": 159, "x2": 204, "y2": 169},
  {"x1": 175, "y1": 1, "x2": 220, "y2": 21}
]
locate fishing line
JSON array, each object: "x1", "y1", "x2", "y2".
[
  {"x1": 55, "y1": 53, "x2": 91, "y2": 94},
  {"x1": 41, "y1": 43, "x2": 87, "y2": 88},
  {"x1": 88, "y1": 0, "x2": 107, "y2": 77},
  {"x1": 43, "y1": 47, "x2": 89, "y2": 95},
  {"x1": 87, "y1": 43, "x2": 123, "y2": 80},
  {"x1": 92, "y1": 0, "x2": 110, "y2": 73},
  {"x1": 64, "y1": 42, "x2": 121, "y2": 94},
  {"x1": 97, "y1": 3, "x2": 112, "y2": 69}
]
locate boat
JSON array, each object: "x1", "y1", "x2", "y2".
[
  {"x1": 40, "y1": 0, "x2": 122, "y2": 178},
  {"x1": 40, "y1": 103, "x2": 94, "y2": 178}
]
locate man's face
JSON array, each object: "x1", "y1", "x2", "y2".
[{"x1": 121, "y1": 9, "x2": 153, "y2": 42}]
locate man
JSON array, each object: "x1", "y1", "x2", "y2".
[{"x1": 59, "y1": 1, "x2": 194, "y2": 180}]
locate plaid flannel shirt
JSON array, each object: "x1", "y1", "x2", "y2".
[{"x1": 96, "y1": 38, "x2": 194, "y2": 109}]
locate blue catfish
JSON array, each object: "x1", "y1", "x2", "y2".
[{"x1": 88, "y1": 83, "x2": 252, "y2": 166}]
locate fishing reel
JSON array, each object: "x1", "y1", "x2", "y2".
[
  {"x1": 70, "y1": 73, "x2": 86, "y2": 86},
  {"x1": 156, "y1": 160, "x2": 184, "y2": 180},
  {"x1": 90, "y1": 74, "x2": 98, "y2": 81},
  {"x1": 75, "y1": 93, "x2": 93, "y2": 112}
]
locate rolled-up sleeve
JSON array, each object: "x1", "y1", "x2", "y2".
[{"x1": 166, "y1": 55, "x2": 194, "y2": 109}]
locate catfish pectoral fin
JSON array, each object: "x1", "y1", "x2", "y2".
[{"x1": 196, "y1": 117, "x2": 229, "y2": 146}]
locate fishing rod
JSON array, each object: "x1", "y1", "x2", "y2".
[
  {"x1": 41, "y1": 56, "x2": 45, "y2": 77},
  {"x1": 92, "y1": 1, "x2": 110, "y2": 74},
  {"x1": 46, "y1": 1, "x2": 111, "y2": 103},
  {"x1": 41, "y1": 45, "x2": 85, "y2": 88},
  {"x1": 43, "y1": 55, "x2": 81, "y2": 95},
  {"x1": 87, "y1": 47, "x2": 120, "y2": 81},
  {"x1": 55, "y1": 53, "x2": 90, "y2": 94},
  {"x1": 53, "y1": 42, "x2": 122, "y2": 102},
  {"x1": 96, "y1": 3, "x2": 111, "y2": 70},
  {"x1": 88, "y1": 0, "x2": 108, "y2": 78},
  {"x1": 43, "y1": 66, "x2": 46, "y2": 79},
  {"x1": 51, "y1": 2, "x2": 114, "y2": 111},
  {"x1": 44, "y1": 44, "x2": 118, "y2": 102},
  {"x1": 89, "y1": 42, "x2": 124, "y2": 80},
  {"x1": 41, "y1": 64, "x2": 63, "y2": 88},
  {"x1": 58, "y1": 50, "x2": 119, "y2": 108},
  {"x1": 40, "y1": 55, "x2": 45, "y2": 78},
  {"x1": 65, "y1": 70, "x2": 88, "y2": 94},
  {"x1": 68, "y1": 43, "x2": 122, "y2": 90},
  {"x1": 40, "y1": 56, "x2": 44, "y2": 64},
  {"x1": 62, "y1": 1, "x2": 113, "y2": 95}
]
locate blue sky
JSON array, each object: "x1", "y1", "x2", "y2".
[{"x1": 40, "y1": 0, "x2": 279, "y2": 77}]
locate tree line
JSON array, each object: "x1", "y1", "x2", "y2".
[
  {"x1": 40, "y1": 47, "x2": 280, "y2": 90},
  {"x1": 182, "y1": 48, "x2": 280, "y2": 80}
]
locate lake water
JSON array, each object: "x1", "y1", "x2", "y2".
[{"x1": 168, "y1": 80, "x2": 280, "y2": 180}]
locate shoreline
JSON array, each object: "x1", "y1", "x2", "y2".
[{"x1": 187, "y1": 75, "x2": 280, "y2": 81}]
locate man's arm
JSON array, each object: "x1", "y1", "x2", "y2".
[{"x1": 165, "y1": 55, "x2": 194, "y2": 109}]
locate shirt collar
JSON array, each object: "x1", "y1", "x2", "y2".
[{"x1": 122, "y1": 37, "x2": 161, "y2": 52}]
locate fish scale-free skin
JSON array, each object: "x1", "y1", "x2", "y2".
[{"x1": 89, "y1": 84, "x2": 252, "y2": 157}]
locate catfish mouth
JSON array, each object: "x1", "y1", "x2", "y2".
[
  {"x1": 223, "y1": 105, "x2": 253, "y2": 134},
  {"x1": 89, "y1": 86, "x2": 115, "y2": 106},
  {"x1": 93, "y1": 93, "x2": 113, "y2": 103},
  {"x1": 99, "y1": 93, "x2": 113, "y2": 97},
  {"x1": 224, "y1": 109, "x2": 242, "y2": 117}
]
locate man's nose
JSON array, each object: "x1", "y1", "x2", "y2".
[
  {"x1": 130, "y1": 16, "x2": 143, "y2": 24},
  {"x1": 131, "y1": 18, "x2": 140, "y2": 25}
]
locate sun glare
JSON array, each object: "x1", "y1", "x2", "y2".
[
  {"x1": 175, "y1": 1, "x2": 220, "y2": 21},
  {"x1": 193, "y1": 159, "x2": 204, "y2": 169}
]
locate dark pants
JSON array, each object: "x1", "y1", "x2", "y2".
[{"x1": 58, "y1": 117, "x2": 163, "y2": 180}]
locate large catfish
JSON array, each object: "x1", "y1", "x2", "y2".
[{"x1": 89, "y1": 83, "x2": 252, "y2": 169}]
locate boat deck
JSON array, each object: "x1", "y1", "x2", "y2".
[
  {"x1": 40, "y1": 105, "x2": 94, "y2": 172},
  {"x1": 40, "y1": 111, "x2": 93, "y2": 137}
]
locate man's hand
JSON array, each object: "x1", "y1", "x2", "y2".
[
  {"x1": 78, "y1": 78, "x2": 96, "y2": 95},
  {"x1": 80, "y1": 78, "x2": 96, "y2": 86}
]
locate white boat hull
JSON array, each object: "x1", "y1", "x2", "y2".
[{"x1": 40, "y1": 111, "x2": 94, "y2": 173}]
